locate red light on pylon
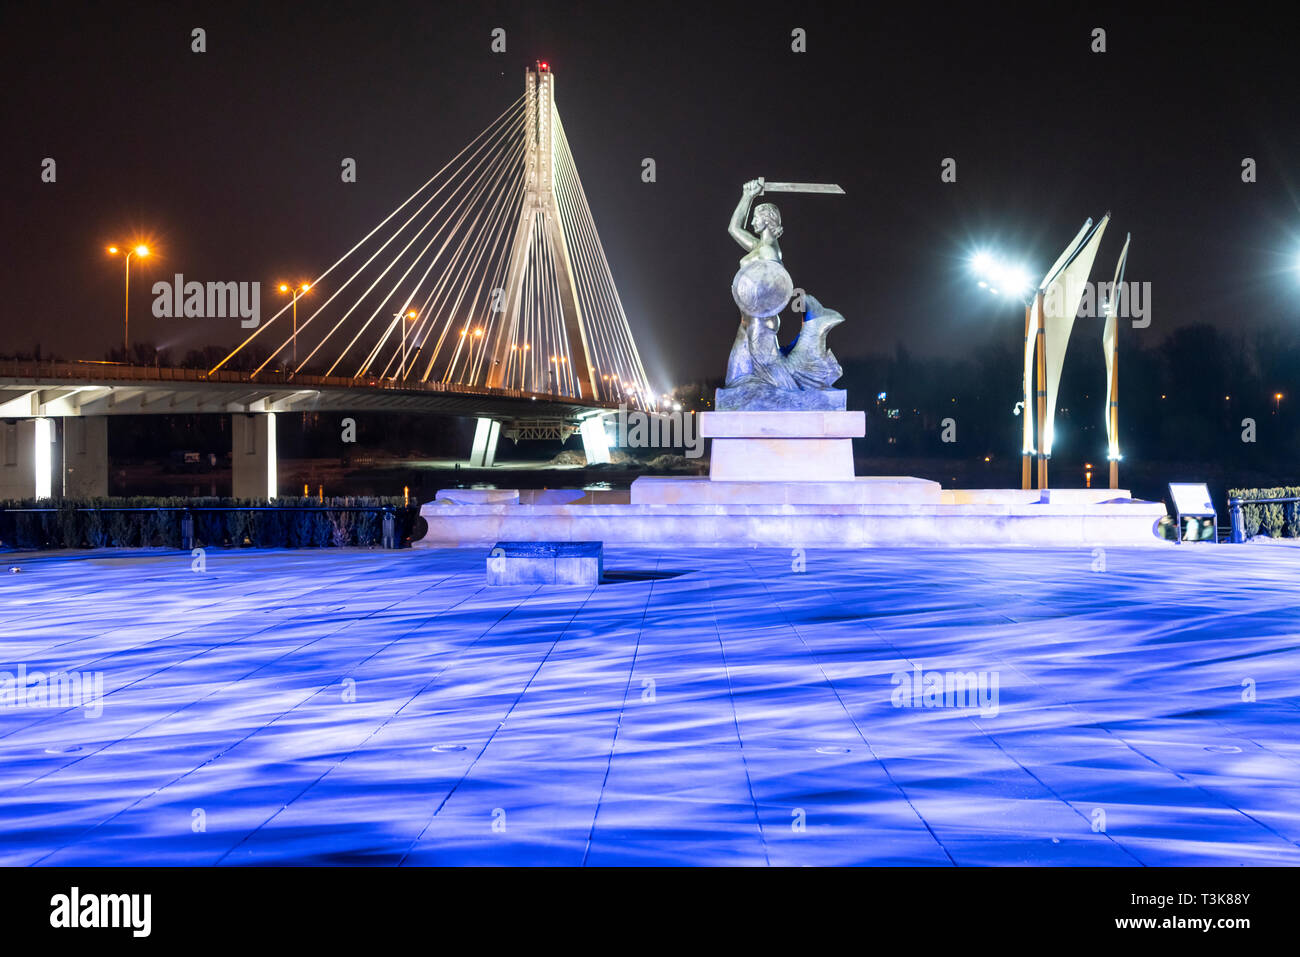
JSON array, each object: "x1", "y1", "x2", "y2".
[{"x1": 539, "y1": 61, "x2": 549, "y2": 70}]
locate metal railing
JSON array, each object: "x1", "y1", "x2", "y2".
[
  {"x1": 1226, "y1": 495, "x2": 1300, "y2": 543},
  {"x1": 1, "y1": 504, "x2": 407, "y2": 549}
]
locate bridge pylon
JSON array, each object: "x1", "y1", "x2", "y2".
[{"x1": 486, "y1": 64, "x2": 597, "y2": 399}]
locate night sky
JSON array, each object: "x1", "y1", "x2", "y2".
[{"x1": 5, "y1": 2, "x2": 1300, "y2": 390}]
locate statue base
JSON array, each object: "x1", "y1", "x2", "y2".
[
  {"x1": 700, "y1": 410, "x2": 864, "y2": 482},
  {"x1": 715, "y1": 384, "x2": 846, "y2": 412}
]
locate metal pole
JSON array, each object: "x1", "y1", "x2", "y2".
[
  {"x1": 1230, "y1": 499, "x2": 1244, "y2": 543},
  {"x1": 1035, "y1": 296, "x2": 1048, "y2": 489},
  {"x1": 123, "y1": 252, "x2": 132, "y2": 358},
  {"x1": 292, "y1": 294, "x2": 298, "y2": 367},
  {"x1": 1022, "y1": 297, "x2": 1033, "y2": 490},
  {"x1": 1109, "y1": 336, "x2": 1119, "y2": 489}
]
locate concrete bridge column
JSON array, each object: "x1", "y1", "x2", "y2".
[
  {"x1": 469, "y1": 417, "x2": 500, "y2": 468},
  {"x1": 62, "y1": 416, "x2": 108, "y2": 499},
  {"x1": 579, "y1": 415, "x2": 611, "y2": 465},
  {"x1": 232, "y1": 412, "x2": 277, "y2": 499},
  {"x1": 0, "y1": 418, "x2": 55, "y2": 499}
]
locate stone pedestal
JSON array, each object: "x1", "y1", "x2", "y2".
[
  {"x1": 631, "y1": 475, "x2": 940, "y2": 505},
  {"x1": 701, "y1": 410, "x2": 864, "y2": 482}
]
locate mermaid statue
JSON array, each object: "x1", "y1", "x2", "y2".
[
  {"x1": 719, "y1": 177, "x2": 847, "y2": 411},
  {"x1": 726, "y1": 178, "x2": 799, "y2": 390}
]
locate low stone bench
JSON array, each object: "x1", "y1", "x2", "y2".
[
  {"x1": 435, "y1": 488, "x2": 520, "y2": 505},
  {"x1": 486, "y1": 541, "x2": 603, "y2": 585}
]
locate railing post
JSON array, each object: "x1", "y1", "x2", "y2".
[
  {"x1": 1229, "y1": 498, "x2": 1244, "y2": 544},
  {"x1": 382, "y1": 507, "x2": 396, "y2": 549},
  {"x1": 181, "y1": 509, "x2": 195, "y2": 550}
]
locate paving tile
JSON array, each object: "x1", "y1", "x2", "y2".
[{"x1": 1, "y1": 544, "x2": 1298, "y2": 865}]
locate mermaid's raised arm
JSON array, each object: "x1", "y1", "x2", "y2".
[{"x1": 728, "y1": 179, "x2": 763, "y2": 251}]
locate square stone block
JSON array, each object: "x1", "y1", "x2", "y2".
[
  {"x1": 709, "y1": 437, "x2": 856, "y2": 482},
  {"x1": 700, "y1": 410, "x2": 865, "y2": 482},
  {"x1": 486, "y1": 541, "x2": 603, "y2": 585},
  {"x1": 700, "y1": 410, "x2": 865, "y2": 439}
]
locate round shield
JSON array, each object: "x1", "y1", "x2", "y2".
[{"x1": 731, "y1": 259, "x2": 793, "y2": 318}]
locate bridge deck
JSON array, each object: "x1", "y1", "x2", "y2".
[{"x1": 0, "y1": 362, "x2": 620, "y2": 418}]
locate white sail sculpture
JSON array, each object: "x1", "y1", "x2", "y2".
[
  {"x1": 1022, "y1": 214, "x2": 1112, "y2": 488},
  {"x1": 1041, "y1": 214, "x2": 1109, "y2": 459},
  {"x1": 1023, "y1": 218, "x2": 1093, "y2": 476},
  {"x1": 1101, "y1": 233, "x2": 1131, "y2": 488}
]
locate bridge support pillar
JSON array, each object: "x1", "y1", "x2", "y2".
[
  {"x1": 62, "y1": 416, "x2": 108, "y2": 499},
  {"x1": 0, "y1": 419, "x2": 55, "y2": 500},
  {"x1": 469, "y1": 417, "x2": 500, "y2": 468},
  {"x1": 579, "y1": 415, "x2": 611, "y2": 466},
  {"x1": 232, "y1": 413, "x2": 277, "y2": 499}
]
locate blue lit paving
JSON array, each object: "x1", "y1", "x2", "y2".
[{"x1": 1, "y1": 544, "x2": 1298, "y2": 866}]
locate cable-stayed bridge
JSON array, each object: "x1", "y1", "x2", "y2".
[
  {"x1": 1, "y1": 64, "x2": 655, "y2": 499},
  {"x1": 215, "y1": 61, "x2": 651, "y2": 404}
]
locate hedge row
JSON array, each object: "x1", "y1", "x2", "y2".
[
  {"x1": 0, "y1": 497, "x2": 421, "y2": 550},
  {"x1": 1227, "y1": 487, "x2": 1300, "y2": 539}
]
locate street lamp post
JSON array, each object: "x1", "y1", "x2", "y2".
[
  {"x1": 395, "y1": 309, "x2": 417, "y2": 379},
  {"x1": 278, "y1": 282, "x2": 311, "y2": 368},
  {"x1": 107, "y1": 244, "x2": 149, "y2": 359}
]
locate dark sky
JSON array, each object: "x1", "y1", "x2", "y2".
[{"x1": 4, "y1": 1, "x2": 1300, "y2": 389}]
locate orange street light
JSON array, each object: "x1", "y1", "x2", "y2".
[
  {"x1": 278, "y1": 281, "x2": 312, "y2": 367},
  {"x1": 107, "y1": 243, "x2": 150, "y2": 358},
  {"x1": 395, "y1": 308, "x2": 419, "y2": 379}
]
